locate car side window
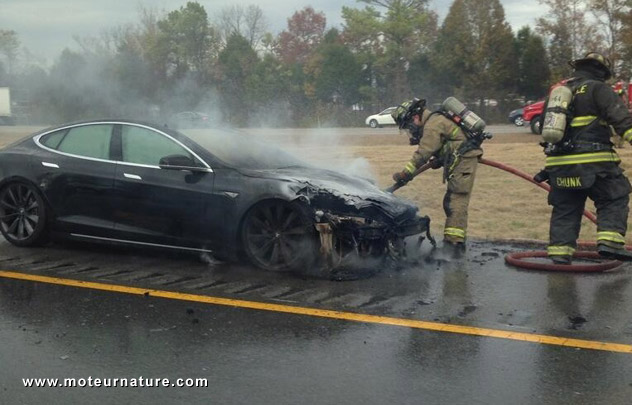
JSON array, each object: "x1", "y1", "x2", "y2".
[
  {"x1": 56, "y1": 125, "x2": 113, "y2": 160},
  {"x1": 121, "y1": 125, "x2": 197, "y2": 166},
  {"x1": 40, "y1": 129, "x2": 68, "y2": 149}
]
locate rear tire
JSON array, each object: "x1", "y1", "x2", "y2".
[
  {"x1": 530, "y1": 115, "x2": 542, "y2": 134},
  {"x1": 0, "y1": 182, "x2": 49, "y2": 246},
  {"x1": 241, "y1": 200, "x2": 317, "y2": 272}
]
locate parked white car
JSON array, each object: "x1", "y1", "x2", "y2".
[{"x1": 365, "y1": 107, "x2": 397, "y2": 128}]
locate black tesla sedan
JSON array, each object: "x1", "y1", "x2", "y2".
[{"x1": 0, "y1": 120, "x2": 430, "y2": 275}]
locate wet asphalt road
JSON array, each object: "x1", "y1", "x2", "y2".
[{"x1": 1, "y1": 239, "x2": 632, "y2": 404}]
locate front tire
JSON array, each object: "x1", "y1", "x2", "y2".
[
  {"x1": 241, "y1": 200, "x2": 317, "y2": 272},
  {"x1": 514, "y1": 116, "x2": 524, "y2": 126},
  {"x1": 369, "y1": 119, "x2": 378, "y2": 128},
  {"x1": 0, "y1": 182, "x2": 49, "y2": 246}
]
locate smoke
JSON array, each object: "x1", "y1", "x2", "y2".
[
  {"x1": 17, "y1": 29, "x2": 379, "y2": 179},
  {"x1": 185, "y1": 124, "x2": 379, "y2": 183},
  {"x1": 256, "y1": 128, "x2": 379, "y2": 182},
  {"x1": 246, "y1": 100, "x2": 293, "y2": 128}
]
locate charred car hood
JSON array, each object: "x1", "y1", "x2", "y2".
[{"x1": 243, "y1": 167, "x2": 419, "y2": 223}]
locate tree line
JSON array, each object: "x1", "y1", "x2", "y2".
[{"x1": 0, "y1": 0, "x2": 631, "y2": 127}]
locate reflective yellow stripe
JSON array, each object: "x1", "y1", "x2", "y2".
[
  {"x1": 597, "y1": 231, "x2": 626, "y2": 244},
  {"x1": 570, "y1": 115, "x2": 597, "y2": 127},
  {"x1": 623, "y1": 128, "x2": 632, "y2": 142},
  {"x1": 444, "y1": 227, "x2": 466, "y2": 239},
  {"x1": 449, "y1": 126, "x2": 460, "y2": 140},
  {"x1": 404, "y1": 161, "x2": 416, "y2": 174},
  {"x1": 545, "y1": 152, "x2": 620, "y2": 167},
  {"x1": 547, "y1": 245, "x2": 576, "y2": 256},
  {"x1": 569, "y1": 116, "x2": 608, "y2": 127}
]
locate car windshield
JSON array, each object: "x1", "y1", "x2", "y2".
[{"x1": 185, "y1": 129, "x2": 307, "y2": 170}]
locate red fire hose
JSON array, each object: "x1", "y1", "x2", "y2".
[
  {"x1": 479, "y1": 158, "x2": 597, "y2": 224},
  {"x1": 479, "y1": 158, "x2": 624, "y2": 272}
]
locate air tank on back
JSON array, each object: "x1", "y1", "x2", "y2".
[
  {"x1": 541, "y1": 85, "x2": 573, "y2": 144},
  {"x1": 441, "y1": 97, "x2": 486, "y2": 134}
]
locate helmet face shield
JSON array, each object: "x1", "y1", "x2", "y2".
[
  {"x1": 392, "y1": 98, "x2": 427, "y2": 130},
  {"x1": 407, "y1": 124, "x2": 423, "y2": 145}
]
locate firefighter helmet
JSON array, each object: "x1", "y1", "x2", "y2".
[
  {"x1": 569, "y1": 52, "x2": 612, "y2": 80},
  {"x1": 392, "y1": 98, "x2": 426, "y2": 129}
]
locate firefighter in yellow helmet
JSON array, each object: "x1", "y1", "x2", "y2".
[
  {"x1": 391, "y1": 98, "x2": 485, "y2": 254},
  {"x1": 538, "y1": 52, "x2": 632, "y2": 264}
]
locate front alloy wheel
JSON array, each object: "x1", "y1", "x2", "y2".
[
  {"x1": 0, "y1": 182, "x2": 48, "y2": 246},
  {"x1": 514, "y1": 116, "x2": 525, "y2": 126},
  {"x1": 242, "y1": 200, "x2": 316, "y2": 271}
]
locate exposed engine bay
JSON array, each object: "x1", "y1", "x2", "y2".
[{"x1": 291, "y1": 180, "x2": 434, "y2": 275}]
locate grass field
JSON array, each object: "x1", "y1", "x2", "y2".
[{"x1": 3, "y1": 125, "x2": 632, "y2": 244}]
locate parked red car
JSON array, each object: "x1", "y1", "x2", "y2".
[
  {"x1": 522, "y1": 100, "x2": 545, "y2": 134},
  {"x1": 523, "y1": 81, "x2": 632, "y2": 135}
]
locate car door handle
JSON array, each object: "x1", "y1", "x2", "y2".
[
  {"x1": 41, "y1": 162, "x2": 59, "y2": 168},
  {"x1": 123, "y1": 173, "x2": 142, "y2": 180}
]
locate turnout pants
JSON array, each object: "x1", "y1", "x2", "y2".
[
  {"x1": 548, "y1": 166, "x2": 631, "y2": 257},
  {"x1": 443, "y1": 156, "x2": 479, "y2": 243}
]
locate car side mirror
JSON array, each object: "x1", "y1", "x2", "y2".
[{"x1": 159, "y1": 154, "x2": 207, "y2": 172}]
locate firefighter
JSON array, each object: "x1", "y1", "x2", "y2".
[
  {"x1": 391, "y1": 99, "x2": 483, "y2": 254},
  {"x1": 540, "y1": 52, "x2": 632, "y2": 264}
]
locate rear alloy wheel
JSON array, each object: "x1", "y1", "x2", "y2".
[
  {"x1": 0, "y1": 182, "x2": 48, "y2": 246},
  {"x1": 369, "y1": 119, "x2": 378, "y2": 128},
  {"x1": 530, "y1": 115, "x2": 542, "y2": 134},
  {"x1": 242, "y1": 200, "x2": 316, "y2": 271}
]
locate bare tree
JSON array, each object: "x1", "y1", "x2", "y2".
[
  {"x1": 538, "y1": 0, "x2": 602, "y2": 58},
  {"x1": 590, "y1": 0, "x2": 630, "y2": 74},
  {"x1": 216, "y1": 5, "x2": 268, "y2": 48},
  {"x1": 620, "y1": 3, "x2": 632, "y2": 78},
  {"x1": 537, "y1": 0, "x2": 603, "y2": 80},
  {"x1": 0, "y1": 30, "x2": 20, "y2": 75}
]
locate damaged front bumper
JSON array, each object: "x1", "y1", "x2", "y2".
[{"x1": 277, "y1": 175, "x2": 434, "y2": 276}]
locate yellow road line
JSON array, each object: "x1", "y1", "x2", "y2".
[{"x1": 1, "y1": 270, "x2": 631, "y2": 354}]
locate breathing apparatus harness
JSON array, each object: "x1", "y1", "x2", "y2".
[
  {"x1": 541, "y1": 78, "x2": 614, "y2": 158},
  {"x1": 436, "y1": 98, "x2": 492, "y2": 180}
]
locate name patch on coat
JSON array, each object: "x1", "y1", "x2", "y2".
[{"x1": 556, "y1": 177, "x2": 583, "y2": 188}]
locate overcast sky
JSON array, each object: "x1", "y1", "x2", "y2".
[{"x1": 0, "y1": 0, "x2": 545, "y2": 64}]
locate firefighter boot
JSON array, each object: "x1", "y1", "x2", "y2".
[
  {"x1": 551, "y1": 255, "x2": 572, "y2": 265},
  {"x1": 597, "y1": 241, "x2": 632, "y2": 261},
  {"x1": 442, "y1": 240, "x2": 466, "y2": 259}
]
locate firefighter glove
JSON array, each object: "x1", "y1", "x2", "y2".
[
  {"x1": 429, "y1": 156, "x2": 442, "y2": 170},
  {"x1": 533, "y1": 169, "x2": 549, "y2": 183},
  {"x1": 392, "y1": 170, "x2": 413, "y2": 184}
]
